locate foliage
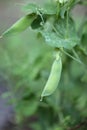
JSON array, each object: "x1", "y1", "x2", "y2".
[{"x1": 0, "y1": 0, "x2": 87, "y2": 129}]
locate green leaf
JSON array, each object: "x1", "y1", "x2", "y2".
[
  {"x1": 23, "y1": 2, "x2": 57, "y2": 15},
  {"x1": 31, "y1": 15, "x2": 46, "y2": 29},
  {"x1": 23, "y1": 3, "x2": 39, "y2": 14},
  {"x1": 41, "y1": 2, "x2": 57, "y2": 15},
  {"x1": 16, "y1": 100, "x2": 38, "y2": 117},
  {"x1": 40, "y1": 18, "x2": 80, "y2": 49}
]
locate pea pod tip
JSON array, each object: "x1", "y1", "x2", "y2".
[
  {"x1": 0, "y1": 35, "x2": 3, "y2": 39},
  {"x1": 40, "y1": 96, "x2": 43, "y2": 102}
]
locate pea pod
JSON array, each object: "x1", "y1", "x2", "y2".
[
  {"x1": 40, "y1": 52, "x2": 62, "y2": 101},
  {"x1": 2, "y1": 13, "x2": 36, "y2": 36}
]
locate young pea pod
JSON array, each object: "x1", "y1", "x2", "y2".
[
  {"x1": 41, "y1": 52, "x2": 62, "y2": 101},
  {"x1": 2, "y1": 13, "x2": 36, "y2": 36}
]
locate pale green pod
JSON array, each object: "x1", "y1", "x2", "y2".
[
  {"x1": 2, "y1": 13, "x2": 36, "y2": 36},
  {"x1": 41, "y1": 53, "x2": 62, "y2": 100},
  {"x1": 55, "y1": 0, "x2": 69, "y2": 3}
]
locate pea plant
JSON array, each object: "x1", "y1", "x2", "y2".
[
  {"x1": 1, "y1": 0, "x2": 87, "y2": 129},
  {"x1": 2, "y1": 0, "x2": 84, "y2": 99}
]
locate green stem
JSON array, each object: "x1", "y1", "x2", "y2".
[
  {"x1": 61, "y1": 48, "x2": 84, "y2": 65},
  {"x1": 37, "y1": 11, "x2": 44, "y2": 25},
  {"x1": 52, "y1": 24, "x2": 63, "y2": 39},
  {"x1": 72, "y1": 48, "x2": 80, "y2": 60},
  {"x1": 56, "y1": 1, "x2": 60, "y2": 17},
  {"x1": 66, "y1": 10, "x2": 69, "y2": 38}
]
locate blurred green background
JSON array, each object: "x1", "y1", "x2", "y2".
[{"x1": 0, "y1": 0, "x2": 87, "y2": 130}]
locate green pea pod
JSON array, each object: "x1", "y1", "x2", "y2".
[
  {"x1": 41, "y1": 53, "x2": 62, "y2": 101},
  {"x1": 2, "y1": 13, "x2": 36, "y2": 36}
]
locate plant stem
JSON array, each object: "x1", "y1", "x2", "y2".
[
  {"x1": 66, "y1": 9, "x2": 69, "y2": 38},
  {"x1": 61, "y1": 48, "x2": 84, "y2": 65}
]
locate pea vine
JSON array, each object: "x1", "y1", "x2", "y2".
[{"x1": 1, "y1": 0, "x2": 85, "y2": 101}]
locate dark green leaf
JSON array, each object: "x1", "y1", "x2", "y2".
[{"x1": 31, "y1": 15, "x2": 46, "y2": 29}]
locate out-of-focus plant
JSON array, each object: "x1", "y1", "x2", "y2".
[{"x1": 0, "y1": 0, "x2": 87, "y2": 129}]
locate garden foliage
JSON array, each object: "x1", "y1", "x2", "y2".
[{"x1": 0, "y1": 0, "x2": 87, "y2": 129}]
